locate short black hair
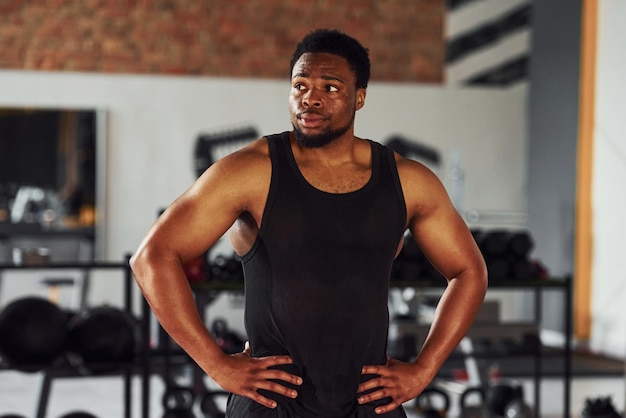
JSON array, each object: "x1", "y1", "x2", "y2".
[{"x1": 290, "y1": 29, "x2": 371, "y2": 89}]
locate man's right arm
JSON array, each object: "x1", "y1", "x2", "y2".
[{"x1": 130, "y1": 141, "x2": 302, "y2": 408}]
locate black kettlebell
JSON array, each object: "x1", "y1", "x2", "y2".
[
  {"x1": 485, "y1": 382, "x2": 518, "y2": 417},
  {"x1": 459, "y1": 386, "x2": 488, "y2": 418},
  {"x1": 415, "y1": 387, "x2": 450, "y2": 418},
  {"x1": 199, "y1": 390, "x2": 230, "y2": 418},
  {"x1": 581, "y1": 396, "x2": 623, "y2": 418},
  {"x1": 503, "y1": 386, "x2": 534, "y2": 418},
  {"x1": 162, "y1": 386, "x2": 196, "y2": 418}
]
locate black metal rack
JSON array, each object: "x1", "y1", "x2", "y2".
[
  {"x1": 390, "y1": 276, "x2": 573, "y2": 418},
  {"x1": 0, "y1": 259, "x2": 135, "y2": 418}
]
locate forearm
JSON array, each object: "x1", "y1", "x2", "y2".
[
  {"x1": 412, "y1": 268, "x2": 487, "y2": 380},
  {"x1": 130, "y1": 248, "x2": 226, "y2": 374}
]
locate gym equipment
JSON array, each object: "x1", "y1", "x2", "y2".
[
  {"x1": 472, "y1": 229, "x2": 538, "y2": 280},
  {"x1": 581, "y1": 396, "x2": 624, "y2": 418},
  {"x1": 57, "y1": 412, "x2": 98, "y2": 418},
  {"x1": 391, "y1": 234, "x2": 442, "y2": 281},
  {"x1": 162, "y1": 386, "x2": 196, "y2": 418},
  {"x1": 485, "y1": 381, "x2": 520, "y2": 417},
  {"x1": 209, "y1": 254, "x2": 244, "y2": 282},
  {"x1": 459, "y1": 386, "x2": 487, "y2": 418},
  {"x1": 504, "y1": 386, "x2": 534, "y2": 418},
  {"x1": 479, "y1": 230, "x2": 533, "y2": 258},
  {"x1": 210, "y1": 318, "x2": 245, "y2": 354},
  {"x1": 199, "y1": 391, "x2": 229, "y2": 418},
  {"x1": 194, "y1": 126, "x2": 258, "y2": 177},
  {"x1": 386, "y1": 135, "x2": 441, "y2": 167},
  {"x1": 0, "y1": 296, "x2": 67, "y2": 371},
  {"x1": 65, "y1": 305, "x2": 137, "y2": 373},
  {"x1": 414, "y1": 387, "x2": 450, "y2": 417}
]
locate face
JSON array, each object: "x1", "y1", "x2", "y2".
[{"x1": 289, "y1": 52, "x2": 366, "y2": 148}]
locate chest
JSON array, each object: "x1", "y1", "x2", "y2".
[{"x1": 297, "y1": 164, "x2": 371, "y2": 194}]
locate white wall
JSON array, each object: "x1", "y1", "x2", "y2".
[
  {"x1": 0, "y1": 71, "x2": 528, "y2": 323},
  {"x1": 590, "y1": 0, "x2": 626, "y2": 358}
]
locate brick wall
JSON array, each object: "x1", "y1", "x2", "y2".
[{"x1": 0, "y1": 0, "x2": 444, "y2": 83}]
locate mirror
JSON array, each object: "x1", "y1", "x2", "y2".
[{"x1": 0, "y1": 107, "x2": 106, "y2": 263}]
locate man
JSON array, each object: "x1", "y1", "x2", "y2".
[{"x1": 131, "y1": 29, "x2": 487, "y2": 417}]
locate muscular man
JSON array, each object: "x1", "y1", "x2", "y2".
[{"x1": 131, "y1": 29, "x2": 487, "y2": 417}]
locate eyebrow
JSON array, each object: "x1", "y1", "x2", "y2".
[{"x1": 292, "y1": 72, "x2": 346, "y2": 84}]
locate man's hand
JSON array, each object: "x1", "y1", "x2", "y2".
[
  {"x1": 357, "y1": 358, "x2": 429, "y2": 415},
  {"x1": 210, "y1": 344, "x2": 303, "y2": 409}
]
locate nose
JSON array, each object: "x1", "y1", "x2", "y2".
[{"x1": 302, "y1": 88, "x2": 322, "y2": 108}]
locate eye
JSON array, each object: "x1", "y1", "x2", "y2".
[
  {"x1": 326, "y1": 85, "x2": 339, "y2": 92},
  {"x1": 293, "y1": 82, "x2": 306, "y2": 91}
]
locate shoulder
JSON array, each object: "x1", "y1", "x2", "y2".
[
  {"x1": 187, "y1": 137, "x2": 272, "y2": 210},
  {"x1": 392, "y1": 151, "x2": 451, "y2": 218}
]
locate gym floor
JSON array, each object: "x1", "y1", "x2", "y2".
[{"x1": 0, "y1": 370, "x2": 623, "y2": 418}]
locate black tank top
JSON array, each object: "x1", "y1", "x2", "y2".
[{"x1": 233, "y1": 132, "x2": 407, "y2": 418}]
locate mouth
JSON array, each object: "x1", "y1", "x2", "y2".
[{"x1": 298, "y1": 112, "x2": 326, "y2": 129}]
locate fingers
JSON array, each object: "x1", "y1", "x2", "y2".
[
  {"x1": 256, "y1": 365, "x2": 303, "y2": 387},
  {"x1": 239, "y1": 379, "x2": 299, "y2": 409},
  {"x1": 357, "y1": 362, "x2": 412, "y2": 414},
  {"x1": 223, "y1": 352, "x2": 302, "y2": 408},
  {"x1": 373, "y1": 401, "x2": 402, "y2": 415}
]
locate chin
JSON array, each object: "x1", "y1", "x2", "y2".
[{"x1": 293, "y1": 124, "x2": 350, "y2": 149}]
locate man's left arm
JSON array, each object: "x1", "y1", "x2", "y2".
[{"x1": 358, "y1": 159, "x2": 488, "y2": 414}]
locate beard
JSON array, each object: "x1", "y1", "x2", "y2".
[{"x1": 292, "y1": 120, "x2": 352, "y2": 148}]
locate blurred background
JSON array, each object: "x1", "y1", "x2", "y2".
[{"x1": 0, "y1": 0, "x2": 624, "y2": 417}]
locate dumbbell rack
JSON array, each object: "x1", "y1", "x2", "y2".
[
  {"x1": 0, "y1": 258, "x2": 136, "y2": 418},
  {"x1": 390, "y1": 276, "x2": 573, "y2": 418}
]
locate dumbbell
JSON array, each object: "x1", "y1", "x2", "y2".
[
  {"x1": 478, "y1": 230, "x2": 533, "y2": 258},
  {"x1": 414, "y1": 387, "x2": 450, "y2": 417},
  {"x1": 0, "y1": 297, "x2": 67, "y2": 372},
  {"x1": 162, "y1": 386, "x2": 196, "y2": 418}
]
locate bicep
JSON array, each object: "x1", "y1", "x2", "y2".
[
  {"x1": 155, "y1": 187, "x2": 241, "y2": 261},
  {"x1": 138, "y1": 160, "x2": 253, "y2": 263},
  {"x1": 402, "y1": 164, "x2": 484, "y2": 281}
]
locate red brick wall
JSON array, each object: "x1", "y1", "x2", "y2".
[{"x1": 0, "y1": 0, "x2": 444, "y2": 83}]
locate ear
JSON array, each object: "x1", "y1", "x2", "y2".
[{"x1": 355, "y1": 88, "x2": 366, "y2": 110}]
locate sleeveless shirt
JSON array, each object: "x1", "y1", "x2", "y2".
[{"x1": 227, "y1": 132, "x2": 408, "y2": 418}]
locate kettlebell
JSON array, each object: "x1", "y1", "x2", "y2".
[
  {"x1": 162, "y1": 386, "x2": 196, "y2": 418},
  {"x1": 503, "y1": 386, "x2": 533, "y2": 418},
  {"x1": 459, "y1": 386, "x2": 488, "y2": 418},
  {"x1": 415, "y1": 387, "x2": 450, "y2": 418},
  {"x1": 485, "y1": 382, "x2": 518, "y2": 417},
  {"x1": 199, "y1": 390, "x2": 230, "y2": 418},
  {"x1": 581, "y1": 396, "x2": 623, "y2": 418}
]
